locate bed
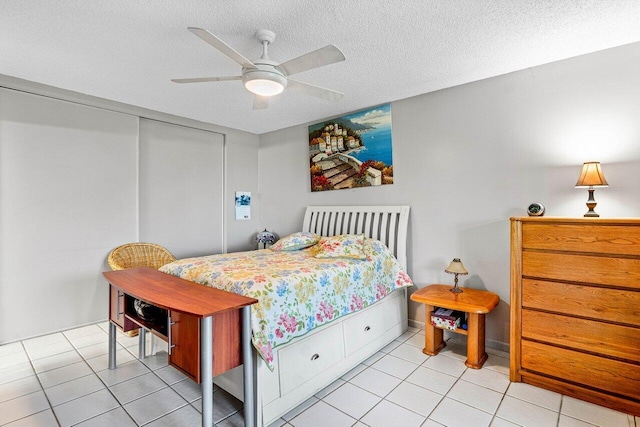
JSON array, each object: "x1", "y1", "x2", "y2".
[{"x1": 160, "y1": 205, "x2": 412, "y2": 425}]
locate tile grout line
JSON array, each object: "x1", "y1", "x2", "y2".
[
  {"x1": 323, "y1": 333, "x2": 444, "y2": 425},
  {"x1": 77, "y1": 330, "x2": 195, "y2": 425},
  {"x1": 355, "y1": 340, "x2": 428, "y2": 420},
  {"x1": 321, "y1": 347, "x2": 437, "y2": 425},
  {"x1": 486, "y1": 384, "x2": 513, "y2": 427},
  {"x1": 21, "y1": 337, "x2": 64, "y2": 426},
  {"x1": 63, "y1": 328, "x2": 126, "y2": 426},
  {"x1": 67, "y1": 328, "x2": 140, "y2": 426},
  {"x1": 116, "y1": 342, "x2": 242, "y2": 426},
  {"x1": 309, "y1": 330, "x2": 510, "y2": 427},
  {"x1": 111, "y1": 335, "x2": 173, "y2": 426},
  {"x1": 0, "y1": 344, "x2": 59, "y2": 423}
]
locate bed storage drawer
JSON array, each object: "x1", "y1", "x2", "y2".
[
  {"x1": 343, "y1": 302, "x2": 386, "y2": 356},
  {"x1": 382, "y1": 289, "x2": 403, "y2": 329},
  {"x1": 278, "y1": 323, "x2": 344, "y2": 395}
]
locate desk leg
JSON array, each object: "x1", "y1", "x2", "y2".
[
  {"x1": 108, "y1": 322, "x2": 116, "y2": 370},
  {"x1": 466, "y1": 312, "x2": 488, "y2": 369},
  {"x1": 424, "y1": 304, "x2": 446, "y2": 356},
  {"x1": 242, "y1": 305, "x2": 256, "y2": 427},
  {"x1": 201, "y1": 316, "x2": 213, "y2": 427},
  {"x1": 138, "y1": 328, "x2": 146, "y2": 359}
]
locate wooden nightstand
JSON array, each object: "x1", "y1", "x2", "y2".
[{"x1": 411, "y1": 284, "x2": 499, "y2": 369}]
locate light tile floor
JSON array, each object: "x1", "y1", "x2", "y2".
[{"x1": 0, "y1": 323, "x2": 637, "y2": 427}]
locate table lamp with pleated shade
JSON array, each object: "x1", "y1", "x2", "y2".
[
  {"x1": 445, "y1": 258, "x2": 468, "y2": 293},
  {"x1": 575, "y1": 162, "x2": 608, "y2": 217}
]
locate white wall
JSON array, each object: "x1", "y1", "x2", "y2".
[
  {"x1": 0, "y1": 80, "x2": 260, "y2": 343},
  {"x1": 0, "y1": 89, "x2": 139, "y2": 342},
  {"x1": 139, "y1": 119, "x2": 225, "y2": 258},
  {"x1": 257, "y1": 42, "x2": 640, "y2": 347},
  {"x1": 225, "y1": 127, "x2": 261, "y2": 253}
]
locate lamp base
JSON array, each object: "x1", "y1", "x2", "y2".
[
  {"x1": 449, "y1": 276, "x2": 463, "y2": 293},
  {"x1": 583, "y1": 188, "x2": 600, "y2": 217}
]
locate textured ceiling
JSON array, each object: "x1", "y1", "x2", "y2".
[{"x1": 2, "y1": 1, "x2": 640, "y2": 134}]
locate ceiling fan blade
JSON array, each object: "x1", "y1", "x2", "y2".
[
  {"x1": 277, "y1": 45, "x2": 345, "y2": 76},
  {"x1": 171, "y1": 76, "x2": 242, "y2": 84},
  {"x1": 187, "y1": 27, "x2": 257, "y2": 70},
  {"x1": 253, "y1": 95, "x2": 269, "y2": 110},
  {"x1": 287, "y1": 80, "x2": 344, "y2": 102}
]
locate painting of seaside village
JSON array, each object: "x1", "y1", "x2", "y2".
[{"x1": 308, "y1": 104, "x2": 393, "y2": 192}]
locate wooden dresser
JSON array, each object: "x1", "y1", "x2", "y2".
[{"x1": 510, "y1": 217, "x2": 640, "y2": 416}]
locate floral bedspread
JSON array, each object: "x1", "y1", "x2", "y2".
[{"x1": 159, "y1": 238, "x2": 413, "y2": 369}]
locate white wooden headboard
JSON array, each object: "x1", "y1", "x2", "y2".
[{"x1": 302, "y1": 205, "x2": 410, "y2": 271}]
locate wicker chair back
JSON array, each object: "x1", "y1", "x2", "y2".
[{"x1": 107, "y1": 242, "x2": 176, "y2": 271}]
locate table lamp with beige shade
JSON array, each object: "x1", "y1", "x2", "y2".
[{"x1": 445, "y1": 258, "x2": 468, "y2": 293}]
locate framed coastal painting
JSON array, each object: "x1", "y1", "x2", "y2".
[{"x1": 308, "y1": 104, "x2": 393, "y2": 192}]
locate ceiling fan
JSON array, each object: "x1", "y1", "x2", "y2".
[{"x1": 172, "y1": 27, "x2": 346, "y2": 109}]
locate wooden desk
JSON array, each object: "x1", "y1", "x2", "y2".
[
  {"x1": 103, "y1": 267, "x2": 258, "y2": 427},
  {"x1": 411, "y1": 284, "x2": 499, "y2": 369}
]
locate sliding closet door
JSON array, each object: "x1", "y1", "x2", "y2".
[
  {"x1": 138, "y1": 119, "x2": 224, "y2": 258},
  {"x1": 0, "y1": 89, "x2": 138, "y2": 343}
]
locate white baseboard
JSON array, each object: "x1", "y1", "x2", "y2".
[{"x1": 408, "y1": 318, "x2": 423, "y2": 330}]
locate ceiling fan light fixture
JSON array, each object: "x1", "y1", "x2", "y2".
[
  {"x1": 243, "y1": 70, "x2": 287, "y2": 97},
  {"x1": 244, "y1": 79, "x2": 284, "y2": 96}
]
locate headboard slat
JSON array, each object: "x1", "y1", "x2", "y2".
[
  {"x1": 356, "y1": 213, "x2": 365, "y2": 234},
  {"x1": 337, "y1": 212, "x2": 346, "y2": 235},
  {"x1": 324, "y1": 212, "x2": 332, "y2": 236},
  {"x1": 364, "y1": 212, "x2": 374, "y2": 238},
  {"x1": 321, "y1": 212, "x2": 330, "y2": 236},
  {"x1": 388, "y1": 213, "x2": 398, "y2": 257},
  {"x1": 372, "y1": 213, "x2": 381, "y2": 243},
  {"x1": 380, "y1": 213, "x2": 391, "y2": 253},
  {"x1": 303, "y1": 206, "x2": 410, "y2": 271},
  {"x1": 347, "y1": 212, "x2": 357, "y2": 234}
]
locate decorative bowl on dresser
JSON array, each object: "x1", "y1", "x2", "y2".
[{"x1": 510, "y1": 217, "x2": 640, "y2": 416}]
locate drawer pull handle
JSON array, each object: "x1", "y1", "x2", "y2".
[
  {"x1": 167, "y1": 315, "x2": 176, "y2": 355},
  {"x1": 364, "y1": 326, "x2": 371, "y2": 332},
  {"x1": 310, "y1": 353, "x2": 320, "y2": 361},
  {"x1": 117, "y1": 290, "x2": 124, "y2": 317}
]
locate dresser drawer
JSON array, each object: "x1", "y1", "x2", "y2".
[
  {"x1": 521, "y1": 309, "x2": 640, "y2": 363},
  {"x1": 278, "y1": 323, "x2": 344, "y2": 395},
  {"x1": 512, "y1": 218, "x2": 640, "y2": 416},
  {"x1": 343, "y1": 302, "x2": 386, "y2": 356},
  {"x1": 522, "y1": 223, "x2": 640, "y2": 255},
  {"x1": 522, "y1": 251, "x2": 640, "y2": 289},
  {"x1": 521, "y1": 340, "x2": 640, "y2": 398},
  {"x1": 522, "y1": 279, "x2": 640, "y2": 327}
]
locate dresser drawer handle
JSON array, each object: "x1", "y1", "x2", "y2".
[
  {"x1": 364, "y1": 326, "x2": 371, "y2": 332},
  {"x1": 310, "y1": 353, "x2": 320, "y2": 361}
]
